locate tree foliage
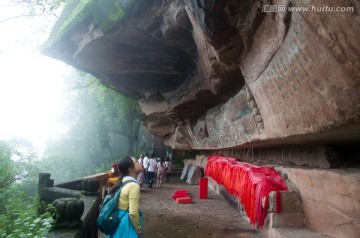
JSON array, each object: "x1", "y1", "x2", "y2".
[
  {"x1": 73, "y1": 72, "x2": 144, "y2": 156},
  {"x1": 0, "y1": 139, "x2": 39, "y2": 191},
  {"x1": 0, "y1": 141, "x2": 16, "y2": 190},
  {"x1": 0, "y1": 140, "x2": 54, "y2": 237},
  {"x1": 0, "y1": 189, "x2": 55, "y2": 238},
  {"x1": 41, "y1": 71, "x2": 150, "y2": 183},
  {"x1": 13, "y1": 0, "x2": 66, "y2": 14},
  {"x1": 0, "y1": 0, "x2": 68, "y2": 24},
  {"x1": 88, "y1": 75, "x2": 142, "y2": 156}
]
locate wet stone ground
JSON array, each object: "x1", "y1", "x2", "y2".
[{"x1": 99, "y1": 175, "x2": 264, "y2": 238}]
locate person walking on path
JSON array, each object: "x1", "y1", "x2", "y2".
[
  {"x1": 164, "y1": 157, "x2": 171, "y2": 182},
  {"x1": 107, "y1": 156, "x2": 143, "y2": 238},
  {"x1": 156, "y1": 157, "x2": 165, "y2": 188},
  {"x1": 143, "y1": 153, "x2": 149, "y2": 185},
  {"x1": 147, "y1": 154, "x2": 156, "y2": 188},
  {"x1": 137, "y1": 154, "x2": 145, "y2": 186}
]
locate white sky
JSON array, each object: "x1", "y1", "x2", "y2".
[{"x1": 0, "y1": 0, "x2": 70, "y2": 150}]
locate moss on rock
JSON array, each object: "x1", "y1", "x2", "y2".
[{"x1": 42, "y1": 0, "x2": 141, "y2": 52}]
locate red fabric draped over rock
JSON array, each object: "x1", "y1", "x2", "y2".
[{"x1": 205, "y1": 155, "x2": 288, "y2": 228}]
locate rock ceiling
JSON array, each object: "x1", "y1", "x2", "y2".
[{"x1": 43, "y1": 0, "x2": 360, "y2": 150}]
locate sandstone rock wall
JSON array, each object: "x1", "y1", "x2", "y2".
[
  {"x1": 277, "y1": 167, "x2": 360, "y2": 238},
  {"x1": 43, "y1": 0, "x2": 360, "y2": 150}
]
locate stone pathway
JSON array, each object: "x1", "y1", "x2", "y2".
[{"x1": 139, "y1": 179, "x2": 264, "y2": 238}]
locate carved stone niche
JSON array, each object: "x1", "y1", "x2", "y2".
[{"x1": 190, "y1": 116, "x2": 209, "y2": 141}]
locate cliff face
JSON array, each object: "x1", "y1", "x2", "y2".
[{"x1": 43, "y1": 0, "x2": 360, "y2": 150}]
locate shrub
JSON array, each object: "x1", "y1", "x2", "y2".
[{"x1": 0, "y1": 189, "x2": 55, "y2": 238}]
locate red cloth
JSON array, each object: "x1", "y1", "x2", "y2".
[
  {"x1": 176, "y1": 196, "x2": 192, "y2": 204},
  {"x1": 205, "y1": 155, "x2": 287, "y2": 228},
  {"x1": 172, "y1": 190, "x2": 189, "y2": 200}
]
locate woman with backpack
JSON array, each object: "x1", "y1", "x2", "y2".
[
  {"x1": 156, "y1": 157, "x2": 166, "y2": 188},
  {"x1": 107, "y1": 156, "x2": 143, "y2": 238}
]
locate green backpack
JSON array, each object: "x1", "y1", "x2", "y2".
[{"x1": 97, "y1": 180, "x2": 135, "y2": 235}]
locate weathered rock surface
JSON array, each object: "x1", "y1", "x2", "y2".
[
  {"x1": 43, "y1": 0, "x2": 360, "y2": 150},
  {"x1": 218, "y1": 145, "x2": 345, "y2": 169},
  {"x1": 277, "y1": 167, "x2": 360, "y2": 238}
]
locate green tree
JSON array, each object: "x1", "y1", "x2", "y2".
[
  {"x1": 0, "y1": 138, "x2": 39, "y2": 191},
  {"x1": 0, "y1": 141, "x2": 16, "y2": 190},
  {"x1": 41, "y1": 71, "x2": 146, "y2": 182},
  {"x1": 68, "y1": 72, "x2": 143, "y2": 158},
  {"x1": 0, "y1": 139, "x2": 54, "y2": 237},
  {"x1": 90, "y1": 77, "x2": 142, "y2": 157}
]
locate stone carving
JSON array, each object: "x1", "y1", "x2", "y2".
[
  {"x1": 52, "y1": 197, "x2": 85, "y2": 228},
  {"x1": 190, "y1": 116, "x2": 209, "y2": 141},
  {"x1": 38, "y1": 173, "x2": 81, "y2": 201},
  {"x1": 81, "y1": 178, "x2": 100, "y2": 195},
  {"x1": 38, "y1": 173, "x2": 85, "y2": 229},
  {"x1": 245, "y1": 84, "x2": 264, "y2": 134}
]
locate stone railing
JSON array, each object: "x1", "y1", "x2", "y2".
[{"x1": 38, "y1": 172, "x2": 110, "y2": 238}]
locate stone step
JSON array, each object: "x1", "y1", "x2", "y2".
[
  {"x1": 267, "y1": 227, "x2": 327, "y2": 238},
  {"x1": 265, "y1": 212, "x2": 304, "y2": 228},
  {"x1": 268, "y1": 190, "x2": 303, "y2": 213}
]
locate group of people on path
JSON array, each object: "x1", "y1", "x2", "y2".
[
  {"x1": 137, "y1": 153, "x2": 172, "y2": 189},
  {"x1": 105, "y1": 153, "x2": 172, "y2": 238}
]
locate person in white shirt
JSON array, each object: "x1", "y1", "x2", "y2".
[
  {"x1": 156, "y1": 157, "x2": 165, "y2": 188},
  {"x1": 137, "y1": 154, "x2": 145, "y2": 186},
  {"x1": 138, "y1": 154, "x2": 144, "y2": 164},
  {"x1": 164, "y1": 157, "x2": 171, "y2": 182},
  {"x1": 147, "y1": 154, "x2": 156, "y2": 188},
  {"x1": 143, "y1": 153, "x2": 149, "y2": 184}
]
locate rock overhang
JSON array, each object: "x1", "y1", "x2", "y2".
[{"x1": 42, "y1": 0, "x2": 360, "y2": 150}]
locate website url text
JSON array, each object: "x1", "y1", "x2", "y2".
[{"x1": 262, "y1": 5, "x2": 354, "y2": 13}]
